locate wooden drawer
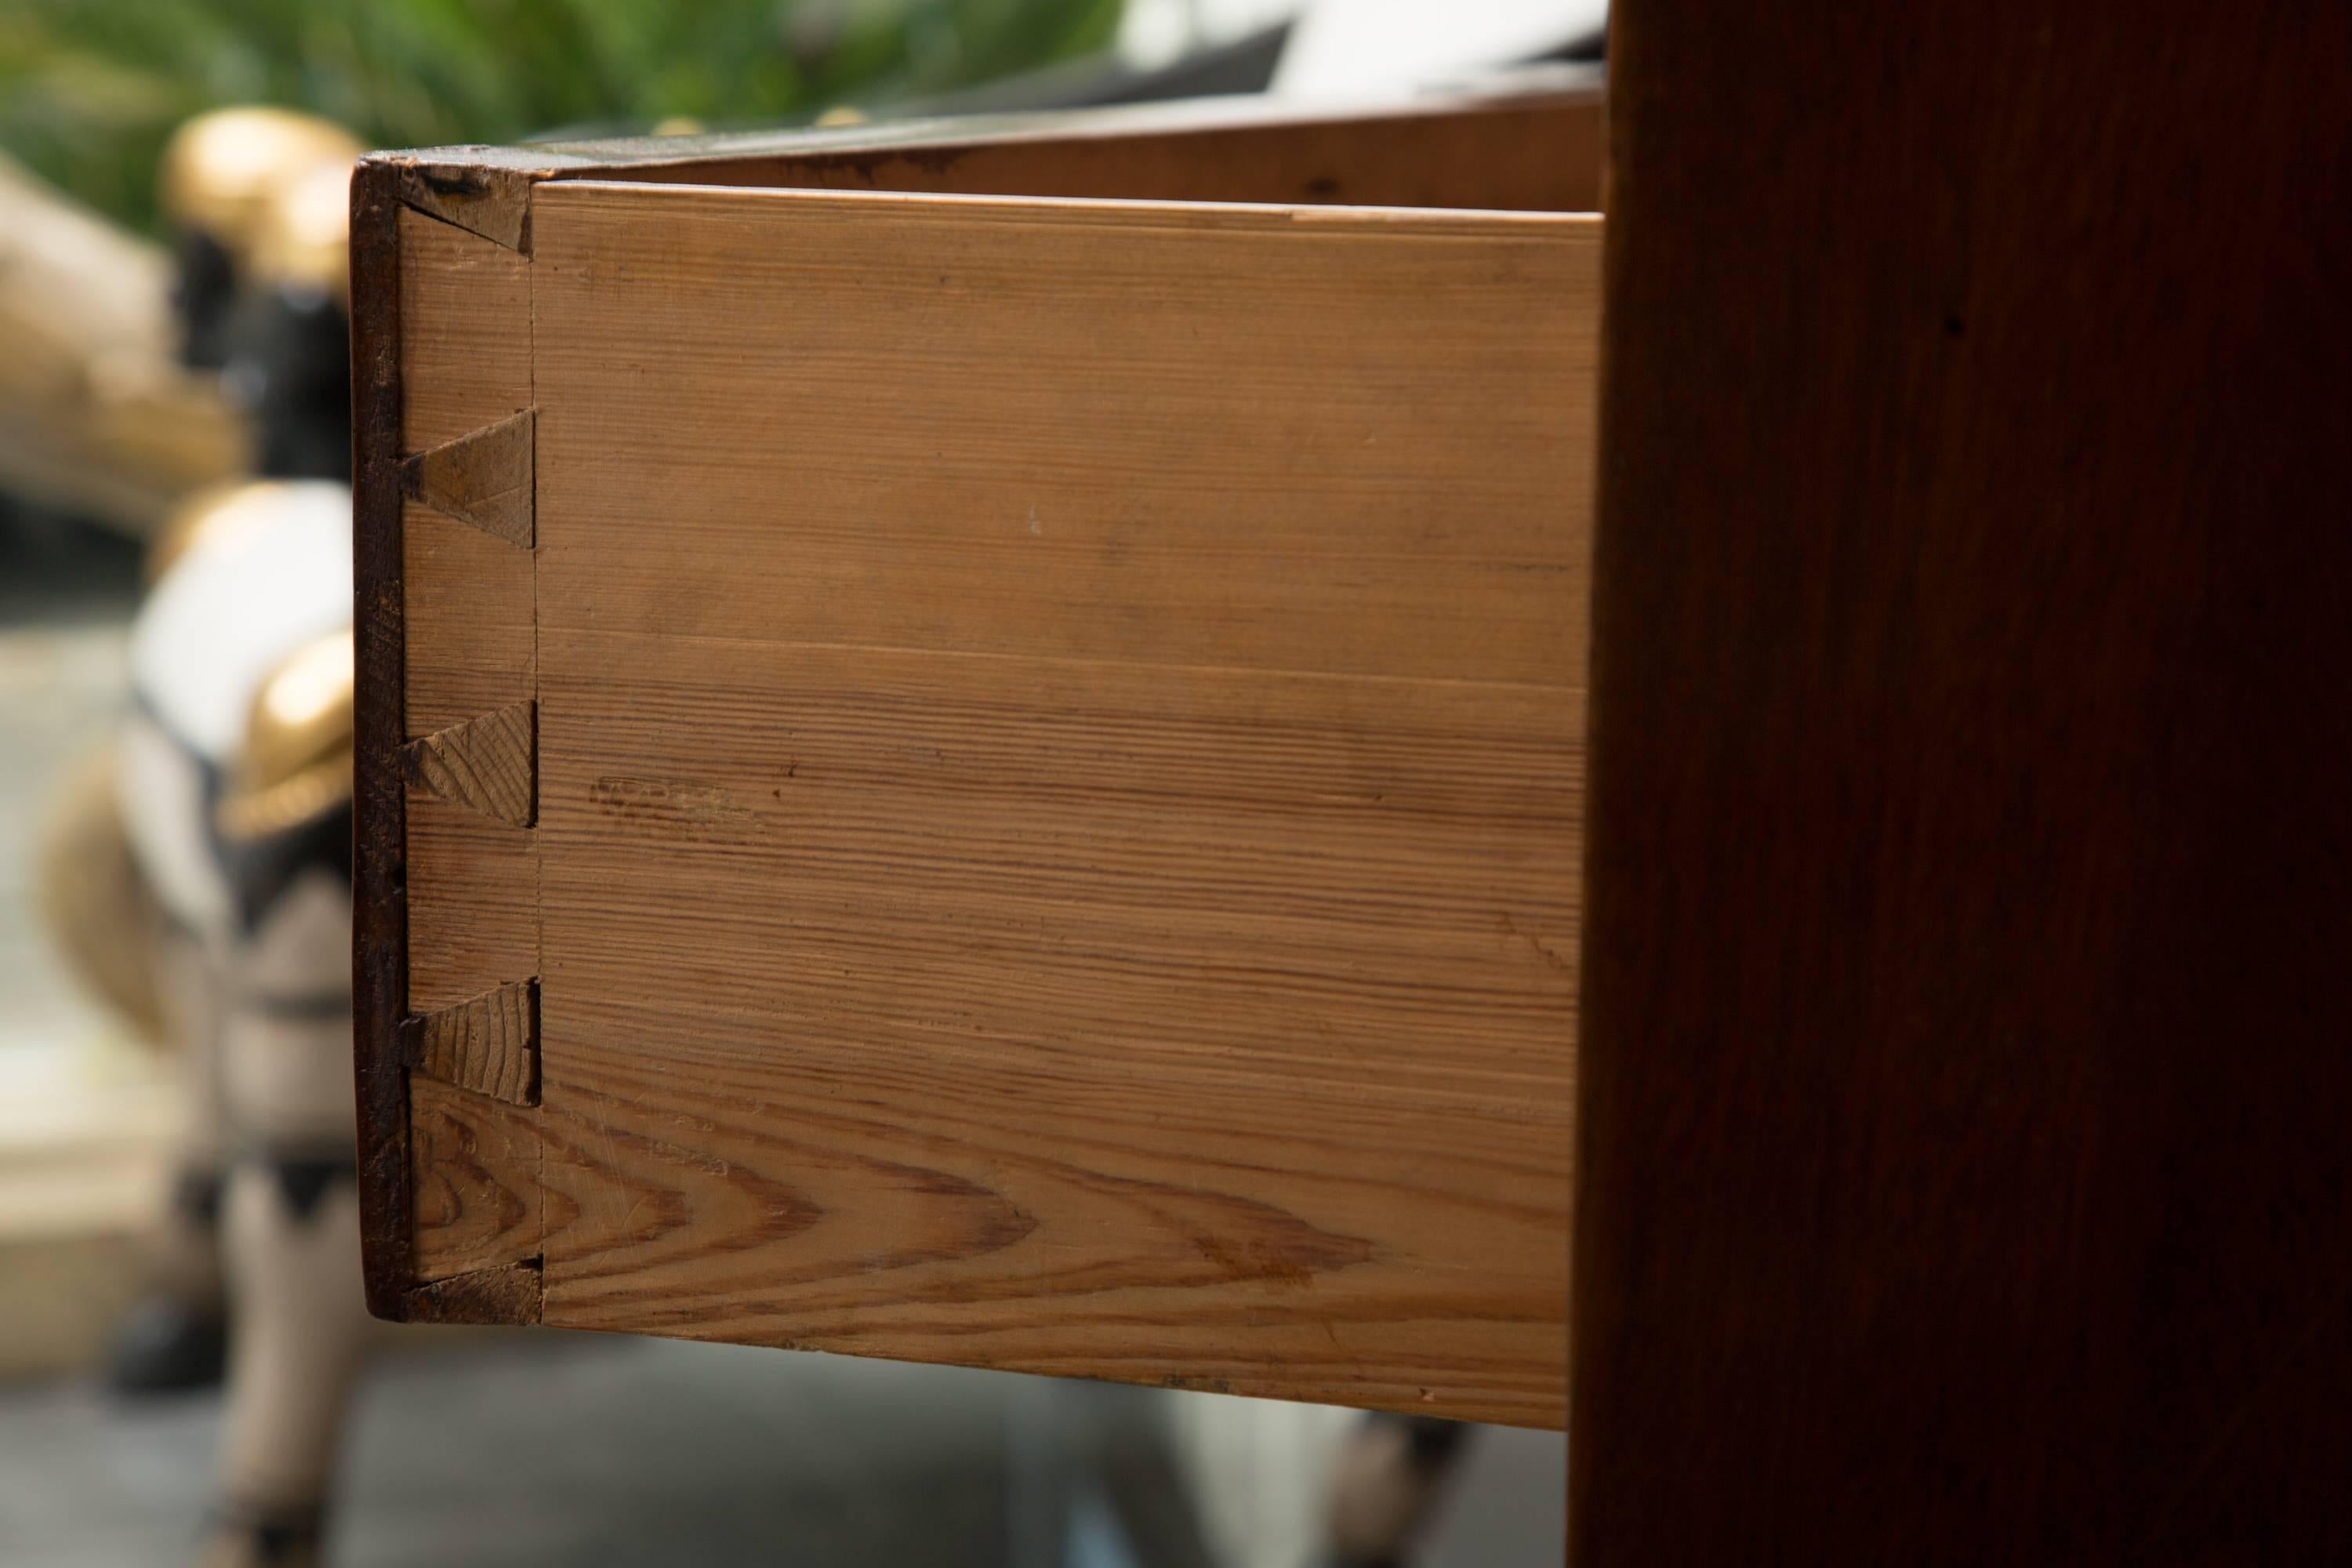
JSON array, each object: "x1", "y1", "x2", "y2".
[{"x1": 353, "y1": 83, "x2": 1599, "y2": 1428}]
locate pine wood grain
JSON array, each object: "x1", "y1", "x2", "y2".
[
  {"x1": 405, "y1": 796, "x2": 539, "y2": 1015},
  {"x1": 404, "y1": 700, "x2": 536, "y2": 826},
  {"x1": 397, "y1": 209, "x2": 530, "y2": 450},
  {"x1": 409, "y1": 1075, "x2": 543, "y2": 1282},
  {"x1": 361, "y1": 175, "x2": 546, "y2": 1323},
  {"x1": 1575, "y1": 2, "x2": 2352, "y2": 1559},
  {"x1": 401, "y1": 408, "x2": 535, "y2": 548},
  {"x1": 391, "y1": 161, "x2": 543, "y2": 252},
  {"x1": 396, "y1": 210, "x2": 535, "y2": 742},
  {"x1": 367, "y1": 84, "x2": 1602, "y2": 243},
  {"x1": 393, "y1": 196, "x2": 542, "y2": 1044},
  {"x1": 401, "y1": 502, "x2": 535, "y2": 738},
  {"x1": 359, "y1": 94, "x2": 1599, "y2": 1410},
  {"x1": 527, "y1": 632, "x2": 1576, "y2": 1420},
  {"x1": 405, "y1": 979, "x2": 538, "y2": 1105},
  {"x1": 514, "y1": 184, "x2": 1592, "y2": 1425}
]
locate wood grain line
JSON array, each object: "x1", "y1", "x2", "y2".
[
  {"x1": 409, "y1": 1076, "x2": 543, "y2": 1281},
  {"x1": 406, "y1": 794, "x2": 540, "y2": 1013},
  {"x1": 532, "y1": 185, "x2": 1595, "y2": 684},
  {"x1": 397, "y1": 206, "x2": 530, "y2": 452},
  {"x1": 399, "y1": 408, "x2": 535, "y2": 548},
  {"x1": 401, "y1": 979, "x2": 539, "y2": 1105},
  {"x1": 401, "y1": 501, "x2": 536, "y2": 739},
  {"x1": 403, "y1": 700, "x2": 535, "y2": 827}
]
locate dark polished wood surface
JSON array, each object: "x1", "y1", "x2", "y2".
[{"x1": 1576, "y1": 3, "x2": 2352, "y2": 1560}]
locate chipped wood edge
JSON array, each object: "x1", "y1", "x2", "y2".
[
  {"x1": 381, "y1": 152, "x2": 586, "y2": 254},
  {"x1": 350, "y1": 158, "x2": 416, "y2": 1323},
  {"x1": 398, "y1": 408, "x2": 535, "y2": 548},
  {"x1": 401, "y1": 1260, "x2": 544, "y2": 1326},
  {"x1": 399, "y1": 979, "x2": 539, "y2": 1105},
  {"x1": 402, "y1": 700, "x2": 537, "y2": 827}
]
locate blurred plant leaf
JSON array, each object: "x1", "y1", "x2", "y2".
[{"x1": 0, "y1": 0, "x2": 1122, "y2": 231}]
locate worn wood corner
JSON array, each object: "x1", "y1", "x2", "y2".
[
  {"x1": 404, "y1": 700, "x2": 535, "y2": 827},
  {"x1": 391, "y1": 162, "x2": 542, "y2": 253},
  {"x1": 399, "y1": 408, "x2": 535, "y2": 548}
]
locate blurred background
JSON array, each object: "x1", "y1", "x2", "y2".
[{"x1": 0, "y1": 1, "x2": 1594, "y2": 1563}]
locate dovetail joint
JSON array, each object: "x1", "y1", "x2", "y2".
[
  {"x1": 403, "y1": 700, "x2": 536, "y2": 827},
  {"x1": 399, "y1": 978, "x2": 539, "y2": 1105}
]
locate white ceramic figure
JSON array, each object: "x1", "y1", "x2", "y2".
[{"x1": 118, "y1": 478, "x2": 368, "y2": 1568}]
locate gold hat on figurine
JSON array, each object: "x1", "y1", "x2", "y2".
[
  {"x1": 158, "y1": 107, "x2": 363, "y2": 265},
  {"x1": 217, "y1": 627, "x2": 356, "y2": 842},
  {"x1": 250, "y1": 157, "x2": 352, "y2": 299}
]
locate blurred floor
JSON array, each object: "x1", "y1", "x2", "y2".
[
  {"x1": 0, "y1": 1334, "x2": 1564, "y2": 1567},
  {"x1": 0, "y1": 1335, "x2": 1014, "y2": 1567}
]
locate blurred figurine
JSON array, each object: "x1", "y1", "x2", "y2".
[
  {"x1": 215, "y1": 151, "x2": 359, "y2": 481},
  {"x1": 34, "y1": 746, "x2": 174, "y2": 1051},
  {"x1": 32, "y1": 103, "x2": 372, "y2": 1566},
  {"x1": 71, "y1": 107, "x2": 368, "y2": 1405},
  {"x1": 118, "y1": 481, "x2": 361, "y2": 1565},
  {"x1": 1321, "y1": 1414, "x2": 1469, "y2": 1568},
  {"x1": 0, "y1": 150, "x2": 249, "y2": 536},
  {"x1": 159, "y1": 107, "x2": 364, "y2": 382}
]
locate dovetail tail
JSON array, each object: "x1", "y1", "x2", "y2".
[
  {"x1": 392, "y1": 162, "x2": 542, "y2": 253},
  {"x1": 403, "y1": 1258, "x2": 543, "y2": 1326},
  {"x1": 400, "y1": 979, "x2": 539, "y2": 1105},
  {"x1": 404, "y1": 700, "x2": 535, "y2": 826},
  {"x1": 398, "y1": 408, "x2": 535, "y2": 548}
]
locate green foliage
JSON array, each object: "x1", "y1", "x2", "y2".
[{"x1": 0, "y1": 0, "x2": 1122, "y2": 230}]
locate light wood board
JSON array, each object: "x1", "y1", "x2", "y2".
[{"x1": 361, "y1": 96, "x2": 1597, "y2": 1430}]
